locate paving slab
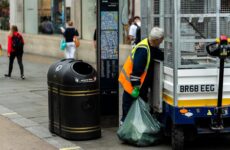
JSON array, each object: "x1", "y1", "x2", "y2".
[{"x1": 0, "y1": 116, "x2": 57, "y2": 150}]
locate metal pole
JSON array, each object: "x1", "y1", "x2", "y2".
[
  {"x1": 173, "y1": 0, "x2": 180, "y2": 106},
  {"x1": 217, "y1": 58, "x2": 225, "y2": 124}
]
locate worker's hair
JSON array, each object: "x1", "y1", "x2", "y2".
[
  {"x1": 149, "y1": 27, "x2": 164, "y2": 40},
  {"x1": 68, "y1": 21, "x2": 73, "y2": 26}
]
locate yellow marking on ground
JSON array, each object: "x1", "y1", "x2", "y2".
[
  {"x1": 59, "y1": 147, "x2": 81, "y2": 150},
  {"x1": 2, "y1": 112, "x2": 18, "y2": 116}
]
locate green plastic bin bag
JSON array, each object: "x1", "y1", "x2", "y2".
[{"x1": 117, "y1": 97, "x2": 161, "y2": 146}]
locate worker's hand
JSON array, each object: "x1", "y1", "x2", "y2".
[
  {"x1": 131, "y1": 87, "x2": 140, "y2": 98},
  {"x1": 7, "y1": 53, "x2": 10, "y2": 57}
]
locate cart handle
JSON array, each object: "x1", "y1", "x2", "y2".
[
  {"x1": 206, "y1": 36, "x2": 230, "y2": 58},
  {"x1": 206, "y1": 42, "x2": 218, "y2": 56}
]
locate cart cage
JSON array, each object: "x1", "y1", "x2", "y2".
[{"x1": 147, "y1": 0, "x2": 230, "y2": 69}]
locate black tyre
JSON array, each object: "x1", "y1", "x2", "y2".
[{"x1": 172, "y1": 126, "x2": 184, "y2": 150}]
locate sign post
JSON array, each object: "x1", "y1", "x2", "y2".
[{"x1": 97, "y1": 0, "x2": 119, "y2": 122}]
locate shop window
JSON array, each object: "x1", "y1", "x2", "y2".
[
  {"x1": 66, "y1": 7, "x2": 71, "y2": 22},
  {"x1": 0, "y1": 0, "x2": 10, "y2": 30},
  {"x1": 38, "y1": 0, "x2": 65, "y2": 34},
  {"x1": 38, "y1": 0, "x2": 52, "y2": 34},
  {"x1": 51, "y1": 0, "x2": 65, "y2": 33}
]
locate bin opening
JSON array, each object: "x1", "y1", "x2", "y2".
[{"x1": 73, "y1": 62, "x2": 93, "y2": 75}]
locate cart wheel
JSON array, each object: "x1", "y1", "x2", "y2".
[{"x1": 172, "y1": 126, "x2": 184, "y2": 150}]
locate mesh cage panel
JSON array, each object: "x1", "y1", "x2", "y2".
[
  {"x1": 165, "y1": 0, "x2": 174, "y2": 14},
  {"x1": 153, "y1": 0, "x2": 160, "y2": 14},
  {"x1": 148, "y1": 0, "x2": 230, "y2": 68},
  {"x1": 180, "y1": 17, "x2": 217, "y2": 66},
  {"x1": 152, "y1": 0, "x2": 160, "y2": 30},
  {"x1": 153, "y1": 18, "x2": 160, "y2": 26},
  {"x1": 180, "y1": 42, "x2": 208, "y2": 58},
  {"x1": 165, "y1": 17, "x2": 173, "y2": 39},
  {"x1": 180, "y1": 42, "x2": 218, "y2": 66},
  {"x1": 221, "y1": 0, "x2": 230, "y2": 13},
  {"x1": 165, "y1": 41, "x2": 174, "y2": 68},
  {"x1": 181, "y1": 0, "x2": 216, "y2": 14},
  {"x1": 220, "y1": 17, "x2": 230, "y2": 36},
  {"x1": 163, "y1": 0, "x2": 174, "y2": 67},
  {"x1": 180, "y1": 17, "x2": 217, "y2": 39}
]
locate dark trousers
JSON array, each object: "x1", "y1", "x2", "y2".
[
  {"x1": 121, "y1": 87, "x2": 149, "y2": 122},
  {"x1": 121, "y1": 91, "x2": 135, "y2": 122},
  {"x1": 8, "y1": 52, "x2": 24, "y2": 76}
]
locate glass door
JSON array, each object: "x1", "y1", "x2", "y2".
[{"x1": 51, "y1": 0, "x2": 65, "y2": 33}]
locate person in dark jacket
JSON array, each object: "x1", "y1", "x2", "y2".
[
  {"x1": 5, "y1": 25, "x2": 25, "y2": 79},
  {"x1": 40, "y1": 17, "x2": 54, "y2": 34},
  {"x1": 60, "y1": 21, "x2": 79, "y2": 58}
]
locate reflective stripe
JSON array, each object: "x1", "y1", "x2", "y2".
[
  {"x1": 119, "y1": 38, "x2": 152, "y2": 94},
  {"x1": 138, "y1": 45, "x2": 149, "y2": 49},
  {"x1": 131, "y1": 40, "x2": 151, "y2": 72},
  {"x1": 121, "y1": 68, "x2": 130, "y2": 82},
  {"x1": 131, "y1": 45, "x2": 149, "y2": 59},
  {"x1": 130, "y1": 75, "x2": 141, "y2": 79},
  {"x1": 130, "y1": 78, "x2": 139, "y2": 81}
]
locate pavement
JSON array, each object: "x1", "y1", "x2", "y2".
[
  {"x1": 0, "y1": 116, "x2": 56, "y2": 150},
  {"x1": 0, "y1": 52, "x2": 230, "y2": 150}
]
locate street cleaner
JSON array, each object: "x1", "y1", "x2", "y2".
[{"x1": 117, "y1": 27, "x2": 164, "y2": 146}]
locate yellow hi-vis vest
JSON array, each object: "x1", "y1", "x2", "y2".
[{"x1": 118, "y1": 38, "x2": 151, "y2": 94}]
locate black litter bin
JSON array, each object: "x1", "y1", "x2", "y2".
[{"x1": 47, "y1": 59, "x2": 101, "y2": 140}]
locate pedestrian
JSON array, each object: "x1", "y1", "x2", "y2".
[
  {"x1": 119, "y1": 27, "x2": 164, "y2": 125},
  {"x1": 5, "y1": 25, "x2": 25, "y2": 79},
  {"x1": 40, "y1": 17, "x2": 54, "y2": 34},
  {"x1": 129, "y1": 16, "x2": 141, "y2": 48},
  {"x1": 60, "y1": 21, "x2": 79, "y2": 59}
]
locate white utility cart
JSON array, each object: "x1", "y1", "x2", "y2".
[{"x1": 141, "y1": 0, "x2": 230, "y2": 149}]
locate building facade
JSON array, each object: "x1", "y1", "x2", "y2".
[
  {"x1": 0, "y1": 0, "x2": 146, "y2": 125},
  {"x1": 0, "y1": 0, "x2": 141, "y2": 65}
]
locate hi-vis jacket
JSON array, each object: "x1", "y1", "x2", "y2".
[{"x1": 118, "y1": 38, "x2": 151, "y2": 94}]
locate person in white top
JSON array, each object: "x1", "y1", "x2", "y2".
[
  {"x1": 60, "y1": 21, "x2": 79, "y2": 59},
  {"x1": 129, "y1": 16, "x2": 141, "y2": 48}
]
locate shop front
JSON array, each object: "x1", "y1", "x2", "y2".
[
  {"x1": 0, "y1": 0, "x2": 10, "y2": 31},
  {"x1": 24, "y1": 0, "x2": 66, "y2": 34}
]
